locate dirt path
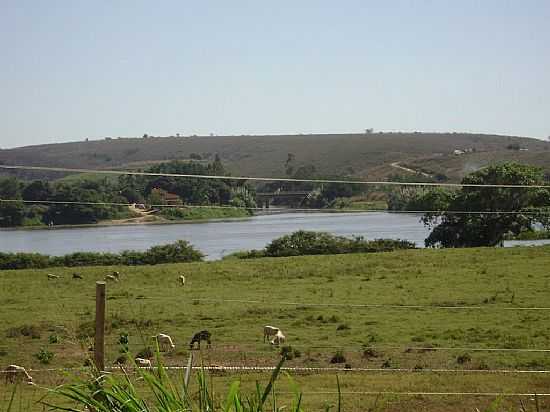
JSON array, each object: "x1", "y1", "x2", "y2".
[
  {"x1": 390, "y1": 162, "x2": 432, "y2": 178},
  {"x1": 107, "y1": 205, "x2": 162, "y2": 225}
]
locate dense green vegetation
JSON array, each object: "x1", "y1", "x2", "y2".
[
  {"x1": 0, "y1": 240, "x2": 202, "y2": 270},
  {"x1": 0, "y1": 159, "x2": 256, "y2": 227},
  {"x1": 504, "y1": 229, "x2": 550, "y2": 240},
  {"x1": 387, "y1": 163, "x2": 550, "y2": 247},
  {"x1": 159, "y1": 206, "x2": 252, "y2": 220},
  {"x1": 228, "y1": 231, "x2": 415, "y2": 259},
  {"x1": 0, "y1": 176, "x2": 132, "y2": 227},
  {"x1": 422, "y1": 163, "x2": 550, "y2": 247},
  {"x1": 2, "y1": 246, "x2": 550, "y2": 411},
  {"x1": 41, "y1": 356, "x2": 304, "y2": 412}
]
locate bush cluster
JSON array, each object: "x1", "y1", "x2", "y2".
[
  {"x1": 0, "y1": 240, "x2": 203, "y2": 270},
  {"x1": 230, "y1": 231, "x2": 415, "y2": 259}
]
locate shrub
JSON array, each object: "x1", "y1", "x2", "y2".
[
  {"x1": 7, "y1": 324, "x2": 41, "y2": 339},
  {"x1": 76, "y1": 321, "x2": 95, "y2": 339},
  {"x1": 0, "y1": 240, "x2": 203, "y2": 270},
  {"x1": 362, "y1": 347, "x2": 379, "y2": 359},
  {"x1": 280, "y1": 345, "x2": 301, "y2": 360},
  {"x1": 330, "y1": 350, "x2": 346, "y2": 364},
  {"x1": 336, "y1": 323, "x2": 350, "y2": 331},
  {"x1": 136, "y1": 347, "x2": 153, "y2": 359},
  {"x1": 0, "y1": 252, "x2": 51, "y2": 270},
  {"x1": 35, "y1": 348, "x2": 54, "y2": 364},
  {"x1": 456, "y1": 353, "x2": 472, "y2": 364},
  {"x1": 143, "y1": 240, "x2": 204, "y2": 264},
  {"x1": 262, "y1": 231, "x2": 415, "y2": 258},
  {"x1": 115, "y1": 355, "x2": 127, "y2": 365},
  {"x1": 118, "y1": 332, "x2": 129, "y2": 353},
  {"x1": 48, "y1": 334, "x2": 60, "y2": 344}
]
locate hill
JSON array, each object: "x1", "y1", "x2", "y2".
[{"x1": 1, "y1": 132, "x2": 550, "y2": 181}]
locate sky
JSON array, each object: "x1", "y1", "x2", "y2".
[{"x1": 1, "y1": 0, "x2": 549, "y2": 148}]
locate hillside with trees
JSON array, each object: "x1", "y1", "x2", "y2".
[
  {"x1": 0, "y1": 159, "x2": 255, "y2": 227},
  {"x1": 1, "y1": 132, "x2": 549, "y2": 182}
]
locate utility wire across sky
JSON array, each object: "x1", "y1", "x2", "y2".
[
  {"x1": 2, "y1": 164, "x2": 550, "y2": 189},
  {"x1": 0, "y1": 198, "x2": 549, "y2": 215}
]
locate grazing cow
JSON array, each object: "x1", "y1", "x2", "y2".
[
  {"x1": 178, "y1": 275, "x2": 185, "y2": 286},
  {"x1": 270, "y1": 330, "x2": 286, "y2": 346},
  {"x1": 47, "y1": 273, "x2": 60, "y2": 280},
  {"x1": 4, "y1": 365, "x2": 33, "y2": 384},
  {"x1": 263, "y1": 325, "x2": 280, "y2": 343},
  {"x1": 72, "y1": 273, "x2": 83, "y2": 279},
  {"x1": 154, "y1": 333, "x2": 175, "y2": 351},
  {"x1": 190, "y1": 330, "x2": 211, "y2": 349},
  {"x1": 105, "y1": 274, "x2": 118, "y2": 282},
  {"x1": 135, "y1": 358, "x2": 152, "y2": 369}
]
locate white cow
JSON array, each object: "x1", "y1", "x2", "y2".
[
  {"x1": 154, "y1": 333, "x2": 175, "y2": 351},
  {"x1": 263, "y1": 325, "x2": 280, "y2": 343},
  {"x1": 179, "y1": 275, "x2": 185, "y2": 286},
  {"x1": 47, "y1": 273, "x2": 60, "y2": 280},
  {"x1": 4, "y1": 365, "x2": 33, "y2": 384},
  {"x1": 270, "y1": 330, "x2": 286, "y2": 346},
  {"x1": 105, "y1": 274, "x2": 118, "y2": 282},
  {"x1": 135, "y1": 358, "x2": 152, "y2": 369}
]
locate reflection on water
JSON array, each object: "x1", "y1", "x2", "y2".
[{"x1": 0, "y1": 212, "x2": 547, "y2": 260}]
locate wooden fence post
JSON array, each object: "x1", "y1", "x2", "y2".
[
  {"x1": 184, "y1": 351, "x2": 194, "y2": 387},
  {"x1": 95, "y1": 281, "x2": 106, "y2": 372}
]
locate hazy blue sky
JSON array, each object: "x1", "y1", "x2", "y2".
[{"x1": 1, "y1": 1, "x2": 549, "y2": 148}]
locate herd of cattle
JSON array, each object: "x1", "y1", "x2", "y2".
[{"x1": 4, "y1": 272, "x2": 287, "y2": 384}]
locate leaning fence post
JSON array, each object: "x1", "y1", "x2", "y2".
[
  {"x1": 95, "y1": 281, "x2": 106, "y2": 372},
  {"x1": 184, "y1": 351, "x2": 194, "y2": 387}
]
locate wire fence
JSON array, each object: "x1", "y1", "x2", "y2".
[
  {"x1": 2, "y1": 198, "x2": 550, "y2": 216},
  {"x1": 3, "y1": 164, "x2": 550, "y2": 189},
  {"x1": 2, "y1": 162, "x2": 550, "y2": 400}
]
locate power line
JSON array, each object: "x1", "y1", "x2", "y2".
[
  {"x1": 4, "y1": 365, "x2": 550, "y2": 376},
  {"x1": 2, "y1": 164, "x2": 550, "y2": 189},
  {"x1": 1, "y1": 198, "x2": 549, "y2": 216},
  {"x1": 277, "y1": 391, "x2": 550, "y2": 397},
  {"x1": 183, "y1": 297, "x2": 550, "y2": 311}
]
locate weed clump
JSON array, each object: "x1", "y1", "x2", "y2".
[
  {"x1": 6, "y1": 324, "x2": 41, "y2": 339},
  {"x1": 330, "y1": 350, "x2": 346, "y2": 364},
  {"x1": 336, "y1": 323, "x2": 350, "y2": 331},
  {"x1": 381, "y1": 358, "x2": 392, "y2": 368},
  {"x1": 280, "y1": 345, "x2": 301, "y2": 360},
  {"x1": 456, "y1": 353, "x2": 471, "y2": 364},
  {"x1": 362, "y1": 347, "x2": 379, "y2": 359},
  {"x1": 136, "y1": 347, "x2": 153, "y2": 359},
  {"x1": 35, "y1": 348, "x2": 54, "y2": 364}
]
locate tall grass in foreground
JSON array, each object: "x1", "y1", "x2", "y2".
[{"x1": 38, "y1": 355, "x2": 320, "y2": 412}]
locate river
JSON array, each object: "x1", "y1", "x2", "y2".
[{"x1": 0, "y1": 212, "x2": 547, "y2": 260}]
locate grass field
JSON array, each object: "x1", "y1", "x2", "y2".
[{"x1": 2, "y1": 246, "x2": 550, "y2": 411}]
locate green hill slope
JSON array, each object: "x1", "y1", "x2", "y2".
[{"x1": 1, "y1": 132, "x2": 549, "y2": 181}]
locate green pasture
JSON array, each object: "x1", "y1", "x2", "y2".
[{"x1": 1, "y1": 246, "x2": 550, "y2": 411}]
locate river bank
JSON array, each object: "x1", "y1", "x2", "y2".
[{"x1": 0, "y1": 206, "x2": 255, "y2": 231}]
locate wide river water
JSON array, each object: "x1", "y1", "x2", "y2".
[{"x1": 0, "y1": 212, "x2": 547, "y2": 260}]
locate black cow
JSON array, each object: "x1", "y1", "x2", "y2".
[{"x1": 189, "y1": 330, "x2": 211, "y2": 349}]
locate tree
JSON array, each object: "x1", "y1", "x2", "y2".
[
  {"x1": 423, "y1": 163, "x2": 550, "y2": 247},
  {"x1": 22, "y1": 180, "x2": 52, "y2": 201},
  {"x1": 0, "y1": 177, "x2": 25, "y2": 227}
]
